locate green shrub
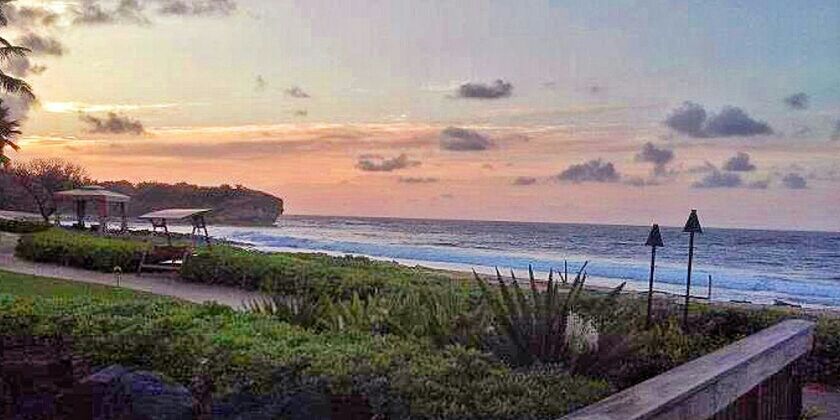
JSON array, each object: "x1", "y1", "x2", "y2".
[
  {"x1": 0, "y1": 218, "x2": 51, "y2": 234},
  {"x1": 180, "y1": 245, "x2": 459, "y2": 298},
  {"x1": 0, "y1": 293, "x2": 609, "y2": 418},
  {"x1": 15, "y1": 228, "x2": 150, "y2": 272}
]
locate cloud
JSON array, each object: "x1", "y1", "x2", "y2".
[
  {"x1": 74, "y1": 0, "x2": 150, "y2": 26},
  {"x1": 157, "y1": 0, "x2": 237, "y2": 16},
  {"x1": 747, "y1": 180, "x2": 770, "y2": 189},
  {"x1": 456, "y1": 79, "x2": 513, "y2": 99},
  {"x1": 399, "y1": 177, "x2": 438, "y2": 184},
  {"x1": 2, "y1": 4, "x2": 61, "y2": 28},
  {"x1": 72, "y1": 0, "x2": 237, "y2": 25},
  {"x1": 1, "y1": 94, "x2": 37, "y2": 121},
  {"x1": 6, "y1": 57, "x2": 46, "y2": 77},
  {"x1": 692, "y1": 170, "x2": 742, "y2": 188},
  {"x1": 664, "y1": 102, "x2": 773, "y2": 138},
  {"x1": 664, "y1": 102, "x2": 707, "y2": 137},
  {"x1": 80, "y1": 112, "x2": 146, "y2": 135},
  {"x1": 831, "y1": 120, "x2": 840, "y2": 142},
  {"x1": 356, "y1": 154, "x2": 420, "y2": 172},
  {"x1": 705, "y1": 107, "x2": 773, "y2": 137},
  {"x1": 18, "y1": 33, "x2": 65, "y2": 56},
  {"x1": 439, "y1": 127, "x2": 492, "y2": 151},
  {"x1": 512, "y1": 176, "x2": 537, "y2": 186},
  {"x1": 634, "y1": 142, "x2": 674, "y2": 175},
  {"x1": 254, "y1": 75, "x2": 266, "y2": 91},
  {"x1": 285, "y1": 86, "x2": 310, "y2": 98},
  {"x1": 722, "y1": 152, "x2": 756, "y2": 172},
  {"x1": 783, "y1": 93, "x2": 809, "y2": 110},
  {"x1": 557, "y1": 159, "x2": 620, "y2": 183},
  {"x1": 781, "y1": 173, "x2": 807, "y2": 189},
  {"x1": 292, "y1": 109, "x2": 308, "y2": 117}
]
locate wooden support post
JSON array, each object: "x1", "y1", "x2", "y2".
[
  {"x1": 647, "y1": 246, "x2": 656, "y2": 328},
  {"x1": 684, "y1": 231, "x2": 695, "y2": 329}
]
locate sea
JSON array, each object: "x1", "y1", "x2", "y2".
[{"x1": 168, "y1": 215, "x2": 840, "y2": 308}]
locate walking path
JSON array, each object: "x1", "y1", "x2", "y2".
[{"x1": 0, "y1": 237, "x2": 263, "y2": 310}]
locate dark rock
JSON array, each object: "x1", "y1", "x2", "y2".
[{"x1": 118, "y1": 371, "x2": 193, "y2": 420}]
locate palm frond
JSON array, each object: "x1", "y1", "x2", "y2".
[
  {"x1": 0, "y1": 70, "x2": 34, "y2": 99},
  {"x1": 0, "y1": 45, "x2": 30, "y2": 60}
]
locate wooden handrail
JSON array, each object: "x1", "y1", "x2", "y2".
[{"x1": 563, "y1": 319, "x2": 815, "y2": 420}]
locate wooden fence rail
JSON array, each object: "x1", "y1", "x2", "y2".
[{"x1": 563, "y1": 319, "x2": 815, "y2": 420}]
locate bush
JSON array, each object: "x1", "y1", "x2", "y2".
[
  {"x1": 0, "y1": 218, "x2": 51, "y2": 234},
  {"x1": 15, "y1": 228, "x2": 150, "y2": 272},
  {"x1": 0, "y1": 293, "x2": 610, "y2": 419},
  {"x1": 180, "y1": 245, "x2": 459, "y2": 298}
]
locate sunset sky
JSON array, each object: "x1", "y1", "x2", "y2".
[{"x1": 3, "y1": 0, "x2": 839, "y2": 231}]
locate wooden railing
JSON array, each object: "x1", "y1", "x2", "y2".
[{"x1": 563, "y1": 319, "x2": 816, "y2": 420}]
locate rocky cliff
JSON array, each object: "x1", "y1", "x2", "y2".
[
  {"x1": 0, "y1": 175, "x2": 284, "y2": 226},
  {"x1": 101, "y1": 181, "x2": 284, "y2": 226}
]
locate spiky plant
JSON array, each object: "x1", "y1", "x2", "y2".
[
  {"x1": 473, "y1": 263, "x2": 593, "y2": 366},
  {"x1": 244, "y1": 293, "x2": 324, "y2": 328}
]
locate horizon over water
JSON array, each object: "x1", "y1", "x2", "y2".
[{"x1": 178, "y1": 215, "x2": 840, "y2": 308}]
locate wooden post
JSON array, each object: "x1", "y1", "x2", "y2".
[
  {"x1": 647, "y1": 245, "x2": 657, "y2": 328},
  {"x1": 682, "y1": 210, "x2": 703, "y2": 330},
  {"x1": 684, "y1": 231, "x2": 694, "y2": 329},
  {"x1": 645, "y1": 224, "x2": 664, "y2": 328}
]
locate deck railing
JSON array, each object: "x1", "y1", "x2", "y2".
[{"x1": 563, "y1": 319, "x2": 816, "y2": 420}]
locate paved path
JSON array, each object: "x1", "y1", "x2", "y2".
[{"x1": 0, "y1": 242, "x2": 263, "y2": 310}]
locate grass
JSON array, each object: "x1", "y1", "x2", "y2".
[{"x1": 0, "y1": 269, "x2": 162, "y2": 301}]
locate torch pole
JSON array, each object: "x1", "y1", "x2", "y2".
[
  {"x1": 683, "y1": 231, "x2": 695, "y2": 330},
  {"x1": 646, "y1": 245, "x2": 657, "y2": 328}
]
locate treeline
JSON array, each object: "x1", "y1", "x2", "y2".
[{"x1": 0, "y1": 159, "x2": 284, "y2": 226}]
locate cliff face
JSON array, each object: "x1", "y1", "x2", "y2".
[
  {"x1": 0, "y1": 175, "x2": 284, "y2": 226},
  {"x1": 101, "y1": 181, "x2": 284, "y2": 226}
]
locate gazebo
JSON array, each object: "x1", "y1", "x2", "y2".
[
  {"x1": 54, "y1": 185, "x2": 130, "y2": 232},
  {"x1": 138, "y1": 208, "x2": 212, "y2": 247}
]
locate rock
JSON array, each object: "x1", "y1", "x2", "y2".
[{"x1": 118, "y1": 371, "x2": 193, "y2": 420}]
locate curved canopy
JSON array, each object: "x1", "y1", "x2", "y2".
[{"x1": 54, "y1": 185, "x2": 131, "y2": 203}]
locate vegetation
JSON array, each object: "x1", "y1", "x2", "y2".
[
  {"x1": 0, "y1": 270, "x2": 609, "y2": 418},
  {"x1": 10, "y1": 227, "x2": 840, "y2": 417},
  {"x1": 15, "y1": 228, "x2": 150, "y2": 272},
  {"x1": 10, "y1": 158, "x2": 91, "y2": 221},
  {"x1": 0, "y1": 216, "x2": 50, "y2": 233},
  {"x1": 180, "y1": 244, "x2": 461, "y2": 298},
  {"x1": 0, "y1": 0, "x2": 34, "y2": 168}
]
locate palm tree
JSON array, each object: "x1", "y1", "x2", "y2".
[
  {"x1": 0, "y1": 99, "x2": 21, "y2": 168},
  {"x1": 0, "y1": 0, "x2": 34, "y2": 100},
  {"x1": 0, "y1": 0, "x2": 35, "y2": 168}
]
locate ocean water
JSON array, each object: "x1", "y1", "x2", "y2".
[{"x1": 185, "y1": 215, "x2": 840, "y2": 308}]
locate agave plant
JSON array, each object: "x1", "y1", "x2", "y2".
[
  {"x1": 244, "y1": 293, "x2": 324, "y2": 328},
  {"x1": 473, "y1": 263, "x2": 593, "y2": 366}
]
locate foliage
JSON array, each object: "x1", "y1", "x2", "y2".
[
  {"x1": 247, "y1": 286, "x2": 489, "y2": 348},
  {"x1": 10, "y1": 158, "x2": 91, "y2": 221},
  {"x1": 473, "y1": 264, "x2": 594, "y2": 367},
  {"x1": 0, "y1": 98, "x2": 20, "y2": 169},
  {"x1": 0, "y1": 277, "x2": 610, "y2": 418},
  {"x1": 181, "y1": 244, "x2": 457, "y2": 298},
  {"x1": 0, "y1": 217, "x2": 50, "y2": 233},
  {"x1": 15, "y1": 228, "x2": 150, "y2": 272},
  {"x1": 0, "y1": 3, "x2": 34, "y2": 168}
]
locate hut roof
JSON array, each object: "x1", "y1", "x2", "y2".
[
  {"x1": 54, "y1": 185, "x2": 131, "y2": 203},
  {"x1": 138, "y1": 208, "x2": 212, "y2": 220}
]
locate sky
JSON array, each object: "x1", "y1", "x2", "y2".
[{"x1": 2, "y1": 0, "x2": 840, "y2": 231}]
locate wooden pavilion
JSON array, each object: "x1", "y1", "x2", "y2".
[{"x1": 53, "y1": 185, "x2": 130, "y2": 232}]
